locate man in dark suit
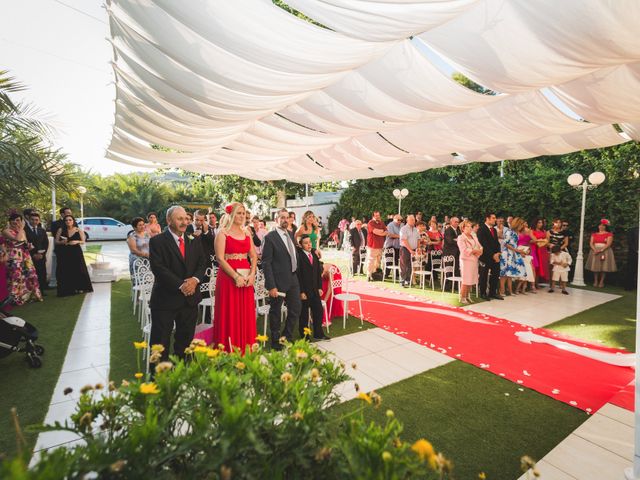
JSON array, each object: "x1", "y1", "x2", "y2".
[
  {"x1": 193, "y1": 210, "x2": 215, "y2": 265},
  {"x1": 149, "y1": 206, "x2": 207, "y2": 362},
  {"x1": 349, "y1": 219, "x2": 367, "y2": 275},
  {"x1": 296, "y1": 235, "x2": 330, "y2": 341},
  {"x1": 49, "y1": 206, "x2": 72, "y2": 288},
  {"x1": 262, "y1": 208, "x2": 302, "y2": 350},
  {"x1": 442, "y1": 216, "x2": 461, "y2": 275},
  {"x1": 477, "y1": 212, "x2": 503, "y2": 300},
  {"x1": 25, "y1": 211, "x2": 49, "y2": 292}
]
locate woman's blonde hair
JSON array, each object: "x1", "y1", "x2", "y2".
[
  {"x1": 301, "y1": 210, "x2": 318, "y2": 233},
  {"x1": 510, "y1": 217, "x2": 525, "y2": 233},
  {"x1": 219, "y1": 202, "x2": 247, "y2": 233},
  {"x1": 459, "y1": 219, "x2": 472, "y2": 231}
]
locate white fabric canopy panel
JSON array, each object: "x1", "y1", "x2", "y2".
[{"x1": 107, "y1": 0, "x2": 637, "y2": 182}]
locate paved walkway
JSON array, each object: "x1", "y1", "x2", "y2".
[{"x1": 31, "y1": 283, "x2": 111, "y2": 464}]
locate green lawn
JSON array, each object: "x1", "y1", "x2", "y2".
[
  {"x1": 332, "y1": 361, "x2": 588, "y2": 480},
  {"x1": 547, "y1": 285, "x2": 636, "y2": 352},
  {"x1": 0, "y1": 293, "x2": 85, "y2": 459}
]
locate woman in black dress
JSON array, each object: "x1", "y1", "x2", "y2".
[{"x1": 55, "y1": 215, "x2": 93, "y2": 297}]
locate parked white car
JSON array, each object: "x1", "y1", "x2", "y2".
[{"x1": 78, "y1": 217, "x2": 131, "y2": 241}]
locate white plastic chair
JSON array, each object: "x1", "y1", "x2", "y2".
[
  {"x1": 328, "y1": 265, "x2": 363, "y2": 329},
  {"x1": 411, "y1": 255, "x2": 433, "y2": 289},
  {"x1": 131, "y1": 257, "x2": 151, "y2": 315},
  {"x1": 382, "y1": 247, "x2": 399, "y2": 283},
  {"x1": 441, "y1": 255, "x2": 462, "y2": 293},
  {"x1": 197, "y1": 267, "x2": 216, "y2": 325},
  {"x1": 429, "y1": 250, "x2": 444, "y2": 287}
]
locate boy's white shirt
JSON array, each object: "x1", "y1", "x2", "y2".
[{"x1": 551, "y1": 251, "x2": 572, "y2": 272}]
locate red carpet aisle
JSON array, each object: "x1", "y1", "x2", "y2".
[
  {"x1": 609, "y1": 382, "x2": 634, "y2": 411},
  {"x1": 346, "y1": 282, "x2": 634, "y2": 413}
]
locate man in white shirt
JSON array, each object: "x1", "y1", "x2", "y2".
[{"x1": 399, "y1": 215, "x2": 419, "y2": 287}]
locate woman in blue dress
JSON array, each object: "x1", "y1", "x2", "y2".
[{"x1": 499, "y1": 217, "x2": 526, "y2": 295}]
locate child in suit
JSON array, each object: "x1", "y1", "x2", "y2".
[{"x1": 296, "y1": 235, "x2": 330, "y2": 341}]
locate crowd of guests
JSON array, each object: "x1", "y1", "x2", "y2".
[
  {"x1": 0, "y1": 207, "x2": 93, "y2": 307},
  {"x1": 337, "y1": 211, "x2": 618, "y2": 304}
]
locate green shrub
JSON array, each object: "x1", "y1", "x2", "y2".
[{"x1": 3, "y1": 339, "x2": 446, "y2": 479}]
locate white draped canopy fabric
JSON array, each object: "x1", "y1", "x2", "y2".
[{"x1": 106, "y1": 0, "x2": 639, "y2": 182}]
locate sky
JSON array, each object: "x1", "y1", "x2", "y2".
[{"x1": 1, "y1": 0, "x2": 139, "y2": 175}]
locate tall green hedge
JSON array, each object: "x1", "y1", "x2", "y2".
[{"x1": 329, "y1": 143, "x2": 640, "y2": 283}]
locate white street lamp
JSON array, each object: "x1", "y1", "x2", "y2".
[
  {"x1": 392, "y1": 188, "x2": 409, "y2": 215},
  {"x1": 567, "y1": 171, "x2": 605, "y2": 286},
  {"x1": 77, "y1": 186, "x2": 87, "y2": 222}
]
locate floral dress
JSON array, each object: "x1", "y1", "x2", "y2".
[
  {"x1": 499, "y1": 228, "x2": 526, "y2": 279},
  {"x1": 1, "y1": 232, "x2": 42, "y2": 305}
]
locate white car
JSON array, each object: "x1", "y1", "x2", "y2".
[{"x1": 78, "y1": 217, "x2": 131, "y2": 241}]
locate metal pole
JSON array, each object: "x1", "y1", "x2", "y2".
[
  {"x1": 572, "y1": 182, "x2": 587, "y2": 286},
  {"x1": 398, "y1": 197, "x2": 402, "y2": 216},
  {"x1": 624, "y1": 203, "x2": 640, "y2": 480},
  {"x1": 80, "y1": 195, "x2": 84, "y2": 224},
  {"x1": 500, "y1": 160, "x2": 504, "y2": 178},
  {"x1": 305, "y1": 183, "x2": 309, "y2": 208},
  {"x1": 51, "y1": 177, "x2": 56, "y2": 223}
]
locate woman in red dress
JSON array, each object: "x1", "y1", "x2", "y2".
[
  {"x1": 208, "y1": 202, "x2": 257, "y2": 352},
  {"x1": 531, "y1": 218, "x2": 549, "y2": 286},
  {"x1": 585, "y1": 219, "x2": 617, "y2": 287}
]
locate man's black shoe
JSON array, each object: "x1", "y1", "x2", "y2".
[
  {"x1": 490, "y1": 295, "x2": 504, "y2": 300},
  {"x1": 312, "y1": 335, "x2": 331, "y2": 342},
  {"x1": 480, "y1": 295, "x2": 491, "y2": 301}
]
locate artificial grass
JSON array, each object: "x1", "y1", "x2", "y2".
[
  {"x1": 546, "y1": 285, "x2": 636, "y2": 352},
  {"x1": 332, "y1": 361, "x2": 588, "y2": 480},
  {"x1": 109, "y1": 279, "x2": 375, "y2": 382},
  {"x1": 0, "y1": 293, "x2": 85, "y2": 459}
]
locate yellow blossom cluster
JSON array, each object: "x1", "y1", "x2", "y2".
[
  {"x1": 133, "y1": 341, "x2": 147, "y2": 350},
  {"x1": 411, "y1": 439, "x2": 437, "y2": 470},
  {"x1": 255, "y1": 334, "x2": 268, "y2": 343},
  {"x1": 139, "y1": 382, "x2": 159, "y2": 395}
]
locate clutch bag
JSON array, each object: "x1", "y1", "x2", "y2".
[{"x1": 236, "y1": 268, "x2": 251, "y2": 278}]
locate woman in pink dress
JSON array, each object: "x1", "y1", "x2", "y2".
[
  {"x1": 198, "y1": 202, "x2": 257, "y2": 351},
  {"x1": 532, "y1": 218, "x2": 549, "y2": 286},
  {"x1": 145, "y1": 212, "x2": 162, "y2": 237},
  {"x1": 456, "y1": 219, "x2": 482, "y2": 304}
]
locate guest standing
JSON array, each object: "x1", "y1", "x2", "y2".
[
  {"x1": 193, "y1": 210, "x2": 215, "y2": 265},
  {"x1": 287, "y1": 211, "x2": 297, "y2": 242},
  {"x1": 262, "y1": 208, "x2": 302, "y2": 350},
  {"x1": 49, "y1": 206, "x2": 72, "y2": 289},
  {"x1": 295, "y1": 210, "x2": 321, "y2": 256},
  {"x1": 457, "y1": 220, "x2": 482, "y2": 304},
  {"x1": 547, "y1": 219, "x2": 569, "y2": 251},
  {"x1": 206, "y1": 202, "x2": 257, "y2": 351},
  {"x1": 384, "y1": 215, "x2": 402, "y2": 266},
  {"x1": 399, "y1": 215, "x2": 419, "y2": 288},
  {"x1": 549, "y1": 245, "x2": 572, "y2": 294},
  {"x1": 149, "y1": 206, "x2": 207, "y2": 361},
  {"x1": 54, "y1": 215, "x2": 93, "y2": 297},
  {"x1": 477, "y1": 213, "x2": 503, "y2": 300},
  {"x1": 586, "y1": 219, "x2": 617, "y2": 288},
  {"x1": 532, "y1": 218, "x2": 550, "y2": 286},
  {"x1": 24, "y1": 211, "x2": 49, "y2": 293},
  {"x1": 296, "y1": 235, "x2": 329, "y2": 340},
  {"x1": 442, "y1": 216, "x2": 461, "y2": 275},
  {"x1": 127, "y1": 217, "x2": 150, "y2": 278},
  {"x1": 499, "y1": 217, "x2": 526, "y2": 296},
  {"x1": 349, "y1": 219, "x2": 367, "y2": 275},
  {"x1": 2, "y1": 214, "x2": 42, "y2": 305},
  {"x1": 366, "y1": 211, "x2": 388, "y2": 281},
  {"x1": 145, "y1": 212, "x2": 162, "y2": 237},
  {"x1": 426, "y1": 219, "x2": 443, "y2": 251}
]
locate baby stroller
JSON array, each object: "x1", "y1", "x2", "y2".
[{"x1": 0, "y1": 297, "x2": 45, "y2": 368}]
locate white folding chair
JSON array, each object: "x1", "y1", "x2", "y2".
[
  {"x1": 411, "y1": 254, "x2": 433, "y2": 289},
  {"x1": 328, "y1": 265, "x2": 363, "y2": 329},
  {"x1": 382, "y1": 247, "x2": 399, "y2": 283},
  {"x1": 131, "y1": 257, "x2": 151, "y2": 315},
  {"x1": 254, "y1": 270, "x2": 271, "y2": 336},
  {"x1": 136, "y1": 272, "x2": 154, "y2": 325},
  {"x1": 430, "y1": 250, "x2": 444, "y2": 288},
  {"x1": 197, "y1": 267, "x2": 216, "y2": 325},
  {"x1": 357, "y1": 247, "x2": 367, "y2": 275},
  {"x1": 441, "y1": 255, "x2": 462, "y2": 293}
]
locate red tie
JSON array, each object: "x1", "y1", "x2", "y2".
[
  {"x1": 307, "y1": 252, "x2": 313, "y2": 264},
  {"x1": 490, "y1": 227, "x2": 495, "y2": 238},
  {"x1": 178, "y1": 237, "x2": 185, "y2": 258}
]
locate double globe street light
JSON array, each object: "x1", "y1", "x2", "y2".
[
  {"x1": 567, "y1": 171, "x2": 606, "y2": 286},
  {"x1": 393, "y1": 188, "x2": 409, "y2": 215}
]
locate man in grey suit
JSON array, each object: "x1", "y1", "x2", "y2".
[{"x1": 261, "y1": 208, "x2": 302, "y2": 350}]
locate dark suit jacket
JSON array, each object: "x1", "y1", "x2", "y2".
[
  {"x1": 25, "y1": 224, "x2": 49, "y2": 257},
  {"x1": 149, "y1": 229, "x2": 207, "y2": 310},
  {"x1": 51, "y1": 219, "x2": 64, "y2": 251},
  {"x1": 477, "y1": 223, "x2": 501, "y2": 263},
  {"x1": 262, "y1": 229, "x2": 298, "y2": 292},
  {"x1": 198, "y1": 229, "x2": 215, "y2": 264},
  {"x1": 349, "y1": 227, "x2": 367, "y2": 250},
  {"x1": 296, "y1": 248, "x2": 322, "y2": 296},
  {"x1": 442, "y1": 226, "x2": 460, "y2": 256}
]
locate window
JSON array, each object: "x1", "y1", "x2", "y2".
[
  {"x1": 83, "y1": 219, "x2": 101, "y2": 225},
  {"x1": 102, "y1": 219, "x2": 119, "y2": 226}
]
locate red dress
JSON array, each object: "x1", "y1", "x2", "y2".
[
  {"x1": 197, "y1": 235, "x2": 256, "y2": 352},
  {"x1": 532, "y1": 229, "x2": 549, "y2": 282}
]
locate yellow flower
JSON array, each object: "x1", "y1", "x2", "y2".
[
  {"x1": 80, "y1": 384, "x2": 93, "y2": 394},
  {"x1": 256, "y1": 334, "x2": 268, "y2": 343},
  {"x1": 386, "y1": 409, "x2": 394, "y2": 418},
  {"x1": 295, "y1": 349, "x2": 308, "y2": 360},
  {"x1": 121, "y1": 380, "x2": 130, "y2": 387},
  {"x1": 151, "y1": 344, "x2": 165, "y2": 353},
  {"x1": 193, "y1": 346, "x2": 209, "y2": 354},
  {"x1": 190, "y1": 339, "x2": 207, "y2": 347},
  {"x1": 303, "y1": 327, "x2": 312, "y2": 337},
  {"x1": 370, "y1": 390, "x2": 382, "y2": 408},
  {"x1": 310, "y1": 368, "x2": 320, "y2": 382},
  {"x1": 281, "y1": 372, "x2": 293, "y2": 383},
  {"x1": 478, "y1": 473, "x2": 487, "y2": 480},
  {"x1": 292, "y1": 412, "x2": 304, "y2": 421},
  {"x1": 382, "y1": 451, "x2": 392, "y2": 462},
  {"x1": 412, "y1": 439, "x2": 435, "y2": 462},
  {"x1": 206, "y1": 348, "x2": 220, "y2": 358},
  {"x1": 139, "y1": 382, "x2": 159, "y2": 395},
  {"x1": 149, "y1": 351, "x2": 162, "y2": 364},
  {"x1": 134, "y1": 372, "x2": 143, "y2": 379},
  {"x1": 235, "y1": 361, "x2": 246, "y2": 370},
  {"x1": 357, "y1": 392, "x2": 372, "y2": 404},
  {"x1": 155, "y1": 361, "x2": 173, "y2": 374},
  {"x1": 311, "y1": 354, "x2": 322, "y2": 363},
  {"x1": 133, "y1": 341, "x2": 147, "y2": 350}
]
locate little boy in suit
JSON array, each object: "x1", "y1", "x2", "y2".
[{"x1": 296, "y1": 235, "x2": 330, "y2": 341}]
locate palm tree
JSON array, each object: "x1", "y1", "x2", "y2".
[{"x1": 0, "y1": 70, "x2": 74, "y2": 212}]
